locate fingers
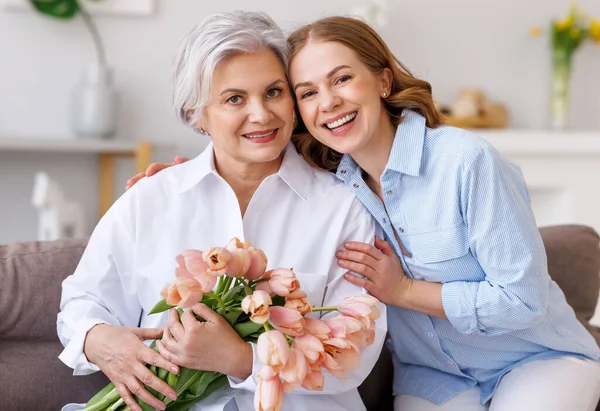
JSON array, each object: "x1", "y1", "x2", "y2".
[
  {"x1": 342, "y1": 241, "x2": 383, "y2": 260},
  {"x1": 145, "y1": 162, "x2": 172, "y2": 177},
  {"x1": 132, "y1": 327, "x2": 165, "y2": 341},
  {"x1": 115, "y1": 382, "x2": 145, "y2": 411},
  {"x1": 156, "y1": 339, "x2": 176, "y2": 363},
  {"x1": 132, "y1": 361, "x2": 177, "y2": 402},
  {"x1": 124, "y1": 374, "x2": 167, "y2": 411},
  {"x1": 138, "y1": 344, "x2": 179, "y2": 374},
  {"x1": 173, "y1": 156, "x2": 190, "y2": 164},
  {"x1": 125, "y1": 172, "x2": 145, "y2": 191},
  {"x1": 168, "y1": 309, "x2": 186, "y2": 339},
  {"x1": 336, "y1": 249, "x2": 378, "y2": 271},
  {"x1": 191, "y1": 303, "x2": 221, "y2": 324},
  {"x1": 374, "y1": 236, "x2": 395, "y2": 256},
  {"x1": 344, "y1": 272, "x2": 375, "y2": 294},
  {"x1": 337, "y1": 258, "x2": 377, "y2": 280}
]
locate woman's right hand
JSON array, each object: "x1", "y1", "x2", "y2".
[
  {"x1": 125, "y1": 156, "x2": 189, "y2": 191},
  {"x1": 83, "y1": 324, "x2": 180, "y2": 411}
]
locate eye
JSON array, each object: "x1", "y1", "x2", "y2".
[
  {"x1": 299, "y1": 90, "x2": 316, "y2": 100},
  {"x1": 226, "y1": 95, "x2": 244, "y2": 105},
  {"x1": 266, "y1": 87, "x2": 282, "y2": 98},
  {"x1": 335, "y1": 75, "x2": 352, "y2": 85}
]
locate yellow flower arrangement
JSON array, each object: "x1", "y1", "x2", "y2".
[{"x1": 531, "y1": 3, "x2": 600, "y2": 129}]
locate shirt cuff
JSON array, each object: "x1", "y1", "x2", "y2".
[
  {"x1": 441, "y1": 281, "x2": 479, "y2": 334},
  {"x1": 58, "y1": 320, "x2": 109, "y2": 375},
  {"x1": 227, "y1": 342, "x2": 258, "y2": 391}
]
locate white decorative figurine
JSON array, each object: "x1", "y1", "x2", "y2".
[{"x1": 31, "y1": 172, "x2": 86, "y2": 241}]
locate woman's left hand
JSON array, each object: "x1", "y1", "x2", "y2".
[
  {"x1": 157, "y1": 304, "x2": 253, "y2": 379},
  {"x1": 337, "y1": 236, "x2": 412, "y2": 306}
]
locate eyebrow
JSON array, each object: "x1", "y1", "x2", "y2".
[
  {"x1": 219, "y1": 79, "x2": 286, "y2": 96},
  {"x1": 293, "y1": 65, "x2": 351, "y2": 91}
]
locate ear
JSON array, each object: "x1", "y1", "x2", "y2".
[{"x1": 380, "y1": 67, "x2": 393, "y2": 96}]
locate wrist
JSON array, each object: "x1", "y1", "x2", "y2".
[
  {"x1": 227, "y1": 341, "x2": 253, "y2": 379},
  {"x1": 394, "y1": 277, "x2": 415, "y2": 308},
  {"x1": 83, "y1": 323, "x2": 110, "y2": 364}
]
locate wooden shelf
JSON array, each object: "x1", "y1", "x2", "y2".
[
  {"x1": 474, "y1": 130, "x2": 600, "y2": 156},
  {"x1": 0, "y1": 137, "x2": 153, "y2": 219}
]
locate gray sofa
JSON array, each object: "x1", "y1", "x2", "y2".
[{"x1": 1, "y1": 225, "x2": 599, "y2": 411}]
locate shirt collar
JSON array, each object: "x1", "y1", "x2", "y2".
[
  {"x1": 178, "y1": 141, "x2": 310, "y2": 201},
  {"x1": 336, "y1": 109, "x2": 426, "y2": 181}
]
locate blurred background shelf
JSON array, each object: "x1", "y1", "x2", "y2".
[{"x1": 0, "y1": 138, "x2": 153, "y2": 218}]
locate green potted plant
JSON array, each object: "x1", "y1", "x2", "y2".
[{"x1": 31, "y1": 0, "x2": 118, "y2": 139}]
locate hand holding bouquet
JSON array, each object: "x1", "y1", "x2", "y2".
[{"x1": 82, "y1": 238, "x2": 380, "y2": 411}]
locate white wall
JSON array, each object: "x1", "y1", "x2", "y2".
[{"x1": 0, "y1": 0, "x2": 599, "y2": 243}]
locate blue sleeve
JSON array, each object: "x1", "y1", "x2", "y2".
[{"x1": 441, "y1": 146, "x2": 550, "y2": 335}]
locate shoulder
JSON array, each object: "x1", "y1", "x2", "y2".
[{"x1": 424, "y1": 125, "x2": 498, "y2": 164}]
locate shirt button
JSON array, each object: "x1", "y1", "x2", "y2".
[
  {"x1": 382, "y1": 217, "x2": 387, "y2": 223},
  {"x1": 353, "y1": 183, "x2": 359, "y2": 188},
  {"x1": 340, "y1": 170, "x2": 347, "y2": 174},
  {"x1": 427, "y1": 332, "x2": 434, "y2": 337},
  {"x1": 387, "y1": 190, "x2": 393, "y2": 195},
  {"x1": 398, "y1": 227, "x2": 404, "y2": 233}
]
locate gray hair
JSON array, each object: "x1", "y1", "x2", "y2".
[{"x1": 172, "y1": 11, "x2": 290, "y2": 128}]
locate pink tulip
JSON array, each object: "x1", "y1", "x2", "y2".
[
  {"x1": 338, "y1": 295, "x2": 381, "y2": 321},
  {"x1": 292, "y1": 333, "x2": 324, "y2": 364},
  {"x1": 223, "y1": 238, "x2": 251, "y2": 278},
  {"x1": 175, "y1": 264, "x2": 216, "y2": 293},
  {"x1": 245, "y1": 247, "x2": 268, "y2": 281},
  {"x1": 160, "y1": 277, "x2": 205, "y2": 309},
  {"x1": 303, "y1": 317, "x2": 331, "y2": 341},
  {"x1": 279, "y1": 348, "x2": 308, "y2": 392},
  {"x1": 325, "y1": 315, "x2": 370, "y2": 348},
  {"x1": 257, "y1": 330, "x2": 290, "y2": 370},
  {"x1": 241, "y1": 290, "x2": 273, "y2": 324},
  {"x1": 255, "y1": 369, "x2": 284, "y2": 411},
  {"x1": 322, "y1": 337, "x2": 361, "y2": 375},
  {"x1": 202, "y1": 247, "x2": 231, "y2": 276},
  {"x1": 267, "y1": 268, "x2": 300, "y2": 297},
  {"x1": 284, "y1": 290, "x2": 312, "y2": 315},
  {"x1": 176, "y1": 250, "x2": 209, "y2": 276},
  {"x1": 255, "y1": 280, "x2": 274, "y2": 295},
  {"x1": 268, "y1": 306, "x2": 305, "y2": 337},
  {"x1": 301, "y1": 367, "x2": 324, "y2": 391}
]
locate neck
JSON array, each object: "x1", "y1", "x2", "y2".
[
  {"x1": 213, "y1": 149, "x2": 283, "y2": 215},
  {"x1": 351, "y1": 114, "x2": 397, "y2": 186}
]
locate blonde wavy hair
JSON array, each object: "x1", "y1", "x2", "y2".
[{"x1": 288, "y1": 16, "x2": 443, "y2": 172}]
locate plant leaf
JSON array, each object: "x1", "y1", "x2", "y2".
[
  {"x1": 148, "y1": 298, "x2": 175, "y2": 315},
  {"x1": 85, "y1": 382, "x2": 115, "y2": 406},
  {"x1": 234, "y1": 320, "x2": 264, "y2": 338},
  {"x1": 31, "y1": 0, "x2": 78, "y2": 19},
  {"x1": 222, "y1": 310, "x2": 242, "y2": 326}
]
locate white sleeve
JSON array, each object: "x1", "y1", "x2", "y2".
[
  {"x1": 57, "y1": 193, "x2": 142, "y2": 375},
  {"x1": 229, "y1": 200, "x2": 387, "y2": 394}
]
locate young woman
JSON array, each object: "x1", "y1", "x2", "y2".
[
  {"x1": 57, "y1": 12, "x2": 386, "y2": 411},
  {"x1": 129, "y1": 15, "x2": 600, "y2": 411}
]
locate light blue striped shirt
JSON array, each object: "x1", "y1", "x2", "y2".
[{"x1": 335, "y1": 110, "x2": 600, "y2": 405}]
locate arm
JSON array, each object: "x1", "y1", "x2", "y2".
[
  {"x1": 229, "y1": 201, "x2": 387, "y2": 394},
  {"x1": 440, "y1": 147, "x2": 550, "y2": 335}
]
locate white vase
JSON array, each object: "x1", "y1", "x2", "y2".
[{"x1": 71, "y1": 63, "x2": 118, "y2": 139}]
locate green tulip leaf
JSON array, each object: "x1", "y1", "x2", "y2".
[
  {"x1": 31, "y1": 0, "x2": 79, "y2": 19},
  {"x1": 234, "y1": 320, "x2": 264, "y2": 338},
  {"x1": 148, "y1": 298, "x2": 176, "y2": 315}
]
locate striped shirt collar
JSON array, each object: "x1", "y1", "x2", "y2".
[{"x1": 336, "y1": 109, "x2": 426, "y2": 180}]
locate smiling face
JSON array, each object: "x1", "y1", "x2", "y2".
[
  {"x1": 290, "y1": 40, "x2": 392, "y2": 157},
  {"x1": 198, "y1": 49, "x2": 295, "y2": 170}
]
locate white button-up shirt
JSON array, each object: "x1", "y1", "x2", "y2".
[{"x1": 57, "y1": 142, "x2": 387, "y2": 411}]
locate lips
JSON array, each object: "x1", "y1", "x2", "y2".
[{"x1": 243, "y1": 129, "x2": 277, "y2": 139}]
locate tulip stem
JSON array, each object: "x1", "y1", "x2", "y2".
[
  {"x1": 311, "y1": 306, "x2": 338, "y2": 312},
  {"x1": 264, "y1": 323, "x2": 271, "y2": 332},
  {"x1": 204, "y1": 292, "x2": 225, "y2": 308}
]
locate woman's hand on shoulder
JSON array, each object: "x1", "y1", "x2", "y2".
[
  {"x1": 125, "y1": 156, "x2": 189, "y2": 190},
  {"x1": 84, "y1": 324, "x2": 179, "y2": 411}
]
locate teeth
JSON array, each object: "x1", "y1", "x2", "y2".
[
  {"x1": 326, "y1": 112, "x2": 356, "y2": 129},
  {"x1": 245, "y1": 131, "x2": 274, "y2": 139}
]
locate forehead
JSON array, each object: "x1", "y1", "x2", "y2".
[
  {"x1": 290, "y1": 40, "x2": 360, "y2": 81},
  {"x1": 212, "y1": 49, "x2": 287, "y2": 91}
]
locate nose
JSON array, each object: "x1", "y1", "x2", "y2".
[
  {"x1": 247, "y1": 98, "x2": 274, "y2": 124},
  {"x1": 318, "y1": 89, "x2": 342, "y2": 112}
]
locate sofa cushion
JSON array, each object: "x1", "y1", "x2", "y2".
[
  {"x1": 539, "y1": 225, "x2": 600, "y2": 343},
  {"x1": 0, "y1": 239, "x2": 88, "y2": 341}
]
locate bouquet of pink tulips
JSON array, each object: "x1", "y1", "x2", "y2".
[{"x1": 81, "y1": 238, "x2": 381, "y2": 411}]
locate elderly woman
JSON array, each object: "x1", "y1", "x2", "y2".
[{"x1": 57, "y1": 11, "x2": 386, "y2": 411}]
